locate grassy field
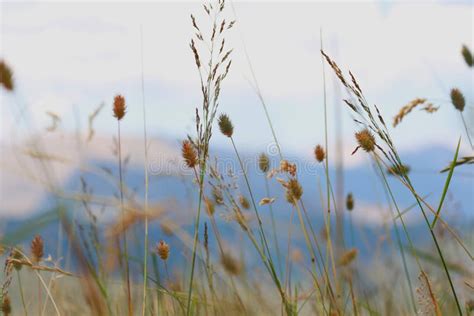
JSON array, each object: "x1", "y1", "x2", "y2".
[{"x1": 1, "y1": 1, "x2": 473, "y2": 315}]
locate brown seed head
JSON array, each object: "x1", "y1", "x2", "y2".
[
  {"x1": 182, "y1": 140, "x2": 198, "y2": 168},
  {"x1": 31, "y1": 234, "x2": 44, "y2": 263},
  {"x1": 11, "y1": 248, "x2": 23, "y2": 270},
  {"x1": 450, "y1": 88, "x2": 465, "y2": 112},
  {"x1": 204, "y1": 197, "x2": 215, "y2": 216},
  {"x1": 280, "y1": 160, "x2": 297, "y2": 177},
  {"x1": 461, "y1": 45, "x2": 473, "y2": 67},
  {"x1": 0, "y1": 60, "x2": 14, "y2": 91},
  {"x1": 314, "y1": 145, "x2": 325, "y2": 162},
  {"x1": 346, "y1": 193, "x2": 354, "y2": 211},
  {"x1": 218, "y1": 113, "x2": 233, "y2": 137},
  {"x1": 286, "y1": 179, "x2": 303, "y2": 204},
  {"x1": 338, "y1": 248, "x2": 358, "y2": 266},
  {"x1": 258, "y1": 153, "x2": 270, "y2": 173},
  {"x1": 156, "y1": 240, "x2": 170, "y2": 261},
  {"x1": 1, "y1": 295, "x2": 11, "y2": 316},
  {"x1": 220, "y1": 253, "x2": 242, "y2": 275},
  {"x1": 239, "y1": 195, "x2": 250, "y2": 210},
  {"x1": 113, "y1": 94, "x2": 126, "y2": 120},
  {"x1": 355, "y1": 129, "x2": 376, "y2": 152},
  {"x1": 387, "y1": 164, "x2": 410, "y2": 177}
]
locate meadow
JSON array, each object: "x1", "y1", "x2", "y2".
[{"x1": 0, "y1": 1, "x2": 473, "y2": 315}]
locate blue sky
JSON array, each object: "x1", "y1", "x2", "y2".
[{"x1": 1, "y1": 0, "x2": 473, "y2": 159}]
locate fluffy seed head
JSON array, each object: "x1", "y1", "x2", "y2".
[
  {"x1": 450, "y1": 88, "x2": 465, "y2": 112},
  {"x1": 31, "y1": 235, "x2": 44, "y2": 263},
  {"x1": 286, "y1": 179, "x2": 303, "y2": 204},
  {"x1": 346, "y1": 193, "x2": 354, "y2": 211},
  {"x1": 212, "y1": 187, "x2": 224, "y2": 205},
  {"x1": 314, "y1": 145, "x2": 325, "y2": 162},
  {"x1": 280, "y1": 160, "x2": 297, "y2": 177},
  {"x1": 258, "y1": 153, "x2": 270, "y2": 173},
  {"x1": 461, "y1": 45, "x2": 473, "y2": 67},
  {"x1": 1, "y1": 295, "x2": 11, "y2": 316},
  {"x1": 156, "y1": 240, "x2": 170, "y2": 261},
  {"x1": 355, "y1": 129, "x2": 376, "y2": 152},
  {"x1": 239, "y1": 195, "x2": 250, "y2": 210},
  {"x1": 113, "y1": 95, "x2": 126, "y2": 120},
  {"x1": 182, "y1": 140, "x2": 198, "y2": 168},
  {"x1": 218, "y1": 113, "x2": 233, "y2": 137},
  {"x1": 0, "y1": 60, "x2": 14, "y2": 91}
]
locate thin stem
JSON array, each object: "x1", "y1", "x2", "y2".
[
  {"x1": 372, "y1": 156, "x2": 417, "y2": 313},
  {"x1": 17, "y1": 270, "x2": 28, "y2": 316},
  {"x1": 186, "y1": 162, "x2": 206, "y2": 315},
  {"x1": 140, "y1": 24, "x2": 150, "y2": 316},
  {"x1": 264, "y1": 176, "x2": 283, "y2": 278},
  {"x1": 230, "y1": 137, "x2": 276, "y2": 274},
  {"x1": 118, "y1": 121, "x2": 132, "y2": 316},
  {"x1": 460, "y1": 112, "x2": 473, "y2": 149}
]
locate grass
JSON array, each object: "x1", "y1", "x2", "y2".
[{"x1": 1, "y1": 1, "x2": 473, "y2": 315}]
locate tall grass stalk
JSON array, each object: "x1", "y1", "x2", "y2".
[
  {"x1": 117, "y1": 120, "x2": 132, "y2": 315},
  {"x1": 320, "y1": 30, "x2": 340, "y2": 300},
  {"x1": 16, "y1": 270, "x2": 27, "y2": 316},
  {"x1": 371, "y1": 156, "x2": 417, "y2": 313},
  {"x1": 139, "y1": 25, "x2": 150, "y2": 316}
]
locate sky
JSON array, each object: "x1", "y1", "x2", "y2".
[{"x1": 0, "y1": 0, "x2": 473, "y2": 219}]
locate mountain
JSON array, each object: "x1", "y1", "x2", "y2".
[{"x1": 1, "y1": 135, "x2": 472, "y2": 272}]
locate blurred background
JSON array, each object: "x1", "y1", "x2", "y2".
[{"x1": 1, "y1": 0, "x2": 473, "y2": 228}]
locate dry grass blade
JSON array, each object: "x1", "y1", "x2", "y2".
[
  {"x1": 440, "y1": 156, "x2": 474, "y2": 173},
  {"x1": 393, "y1": 98, "x2": 438, "y2": 127}
]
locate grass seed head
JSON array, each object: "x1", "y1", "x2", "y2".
[
  {"x1": 218, "y1": 113, "x2": 233, "y2": 137},
  {"x1": 11, "y1": 248, "x2": 23, "y2": 270},
  {"x1": 339, "y1": 248, "x2": 358, "y2": 266},
  {"x1": 314, "y1": 145, "x2": 325, "y2": 162},
  {"x1": 0, "y1": 60, "x2": 14, "y2": 91},
  {"x1": 113, "y1": 94, "x2": 126, "y2": 120},
  {"x1": 204, "y1": 197, "x2": 215, "y2": 216},
  {"x1": 221, "y1": 253, "x2": 242, "y2": 275},
  {"x1": 461, "y1": 45, "x2": 473, "y2": 67},
  {"x1": 346, "y1": 193, "x2": 354, "y2": 211},
  {"x1": 31, "y1": 234, "x2": 44, "y2": 263},
  {"x1": 1, "y1": 295, "x2": 11, "y2": 316},
  {"x1": 286, "y1": 179, "x2": 303, "y2": 204},
  {"x1": 258, "y1": 153, "x2": 270, "y2": 173},
  {"x1": 239, "y1": 195, "x2": 250, "y2": 210},
  {"x1": 355, "y1": 129, "x2": 376, "y2": 152},
  {"x1": 280, "y1": 160, "x2": 297, "y2": 177},
  {"x1": 212, "y1": 186, "x2": 224, "y2": 205},
  {"x1": 182, "y1": 140, "x2": 198, "y2": 168},
  {"x1": 156, "y1": 240, "x2": 170, "y2": 261},
  {"x1": 450, "y1": 88, "x2": 465, "y2": 112}
]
